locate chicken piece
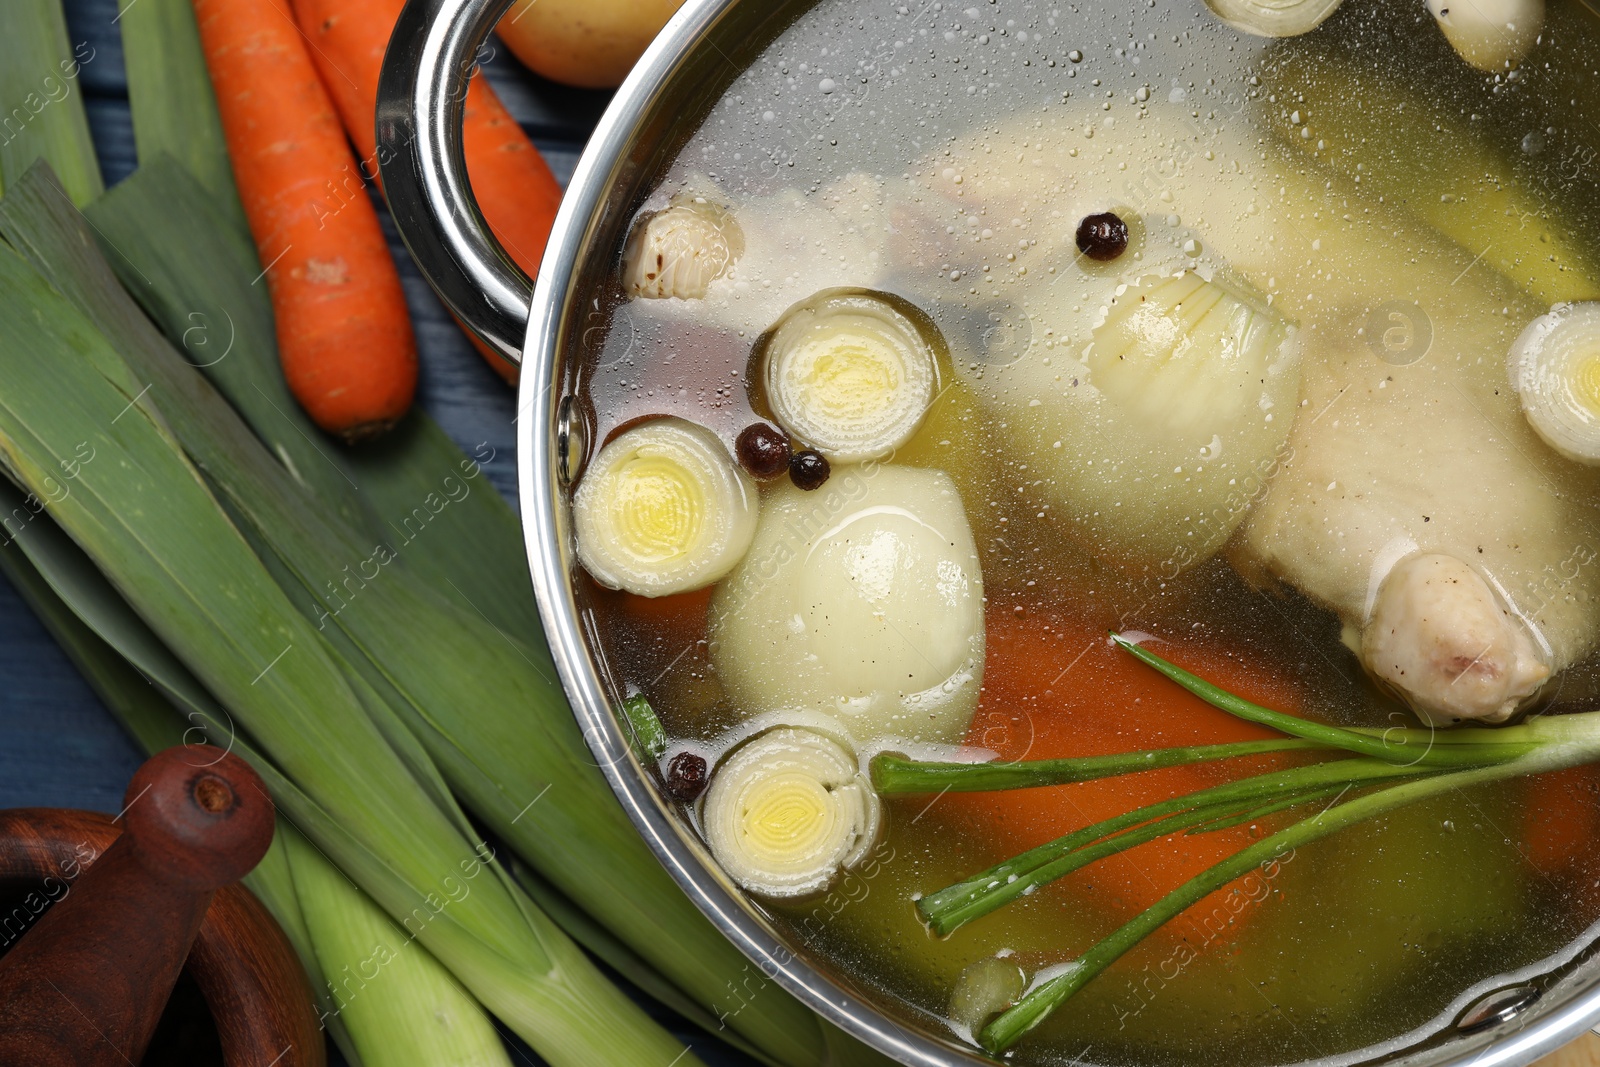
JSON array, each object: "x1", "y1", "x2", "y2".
[
  {"x1": 1362, "y1": 554, "x2": 1550, "y2": 725},
  {"x1": 1228, "y1": 233, "x2": 1600, "y2": 724},
  {"x1": 892, "y1": 100, "x2": 1600, "y2": 723}
]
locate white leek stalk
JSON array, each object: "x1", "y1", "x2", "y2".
[
  {"x1": 1510, "y1": 302, "x2": 1600, "y2": 465},
  {"x1": 574, "y1": 417, "x2": 758, "y2": 596},
  {"x1": 756, "y1": 288, "x2": 941, "y2": 463},
  {"x1": 284, "y1": 828, "x2": 514, "y2": 1067},
  {"x1": 702, "y1": 727, "x2": 881, "y2": 899}
]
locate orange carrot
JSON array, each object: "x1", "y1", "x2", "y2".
[
  {"x1": 943, "y1": 610, "x2": 1304, "y2": 939},
  {"x1": 192, "y1": 0, "x2": 417, "y2": 441},
  {"x1": 291, "y1": 0, "x2": 567, "y2": 385},
  {"x1": 1523, "y1": 765, "x2": 1600, "y2": 876}
]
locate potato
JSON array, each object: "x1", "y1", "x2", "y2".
[{"x1": 496, "y1": 0, "x2": 685, "y2": 89}]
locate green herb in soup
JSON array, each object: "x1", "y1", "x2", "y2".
[{"x1": 573, "y1": 0, "x2": 1600, "y2": 1061}]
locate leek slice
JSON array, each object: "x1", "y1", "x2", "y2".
[
  {"x1": 754, "y1": 289, "x2": 942, "y2": 463},
  {"x1": 574, "y1": 417, "x2": 758, "y2": 596},
  {"x1": 703, "y1": 728, "x2": 882, "y2": 899},
  {"x1": 1511, "y1": 302, "x2": 1600, "y2": 465}
]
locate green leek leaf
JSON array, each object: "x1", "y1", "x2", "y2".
[
  {"x1": 0, "y1": 174, "x2": 696, "y2": 1067},
  {"x1": 0, "y1": 0, "x2": 101, "y2": 204},
  {"x1": 114, "y1": 0, "x2": 248, "y2": 236}
]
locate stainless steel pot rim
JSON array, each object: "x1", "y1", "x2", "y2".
[{"x1": 483, "y1": 1, "x2": 1600, "y2": 1063}]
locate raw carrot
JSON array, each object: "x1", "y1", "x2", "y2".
[
  {"x1": 292, "y1": 0, "x2": 566, "y2": 385},
  {"x1": 942, "y1": 610, "x2": 1304, "y2": 940},
  {"x1": 191, "y1": 0, "x2": 417, "y2": 441}
]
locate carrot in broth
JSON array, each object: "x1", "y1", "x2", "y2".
[{"x1": 943, "y1": 610, "x2": 1306, "y2": 938}]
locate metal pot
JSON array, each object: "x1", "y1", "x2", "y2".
[{"x1": 374, "y1": 2, "x2": 1600, "y2": 1063}]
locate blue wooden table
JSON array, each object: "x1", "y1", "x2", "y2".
[{"x1": 0, "y1": 4, "x2": 753, "y2": 1063}]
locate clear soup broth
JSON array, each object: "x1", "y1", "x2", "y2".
[{"x1": 571, "y1": 0, "x2": 1600, "y2": 1062}]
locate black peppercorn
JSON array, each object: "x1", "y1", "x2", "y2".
[
  {"x1": 665, "y1": 751, "x2": 708, "y2": 801},
  {"x1": 1075, "y1": 211, "x2": 1130, "y2": 262},
  {"x1": 789, "y1": 449, "x2": 830, "y2": 491},
  {"x1": 736, "y1": 422, "x2": 791, "y2": 479}
]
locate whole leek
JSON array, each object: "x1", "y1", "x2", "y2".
[
  {"x1": 0, "y1": 0, "x2": 100, "y2": 204},
  {"x1": 78, "y1": 158, "x2": 848, "y2": 1065},
  {"x1": 0, "y1": 0, "x2": 878, "y2": 1058},
  {"x1": 0, "y1": 196, "x2": 698, "y2": 1067}
]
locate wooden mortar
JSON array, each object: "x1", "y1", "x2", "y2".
[{"x1": 0, "y1": 747, "x2": 325, "y2": 1067}]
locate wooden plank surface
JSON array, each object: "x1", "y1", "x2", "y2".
[{"x1": 1542, "y1": 1033, "x2": 1600, "y2": 1067}]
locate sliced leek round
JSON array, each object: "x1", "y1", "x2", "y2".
[
  {"x1": 1511, "y1": 302, "x2": 1600, "y2": 466},
  {"x1": 702, "y1": 727, "x2": 882, "y2": 899},
  {"x1": 573, "y1": 417, "x2": 758, "y2": 596},
  {"x1": 623, "y1": 196, "x2": 745, "y2": 300},
  {"x1": 1204, "y1": 0, "x2": 1344, "y2": 37},
  {"x1": 756, "y1": 289, "x2": 942, "y2": 463}
]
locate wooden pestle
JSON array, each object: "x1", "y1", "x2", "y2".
[{"x1": 0, "y1": 746, "x2": 275, "y2": 1066}]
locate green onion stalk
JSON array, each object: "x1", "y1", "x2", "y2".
[{"x1": 871, "y1": 636, "x2": 1600, "y2": 1054}]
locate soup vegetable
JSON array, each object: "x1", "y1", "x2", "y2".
[{"x1": 571, "y1": 0, "x2": 1600, "y2": 1062}]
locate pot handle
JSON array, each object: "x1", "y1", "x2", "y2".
[{"x1": 376, "y1": 0, "x2": 529, "y2": 366}]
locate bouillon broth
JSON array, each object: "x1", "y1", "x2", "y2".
[{"x1": 571, "y1": 0, "x2": 1600, "y2": 1061}]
